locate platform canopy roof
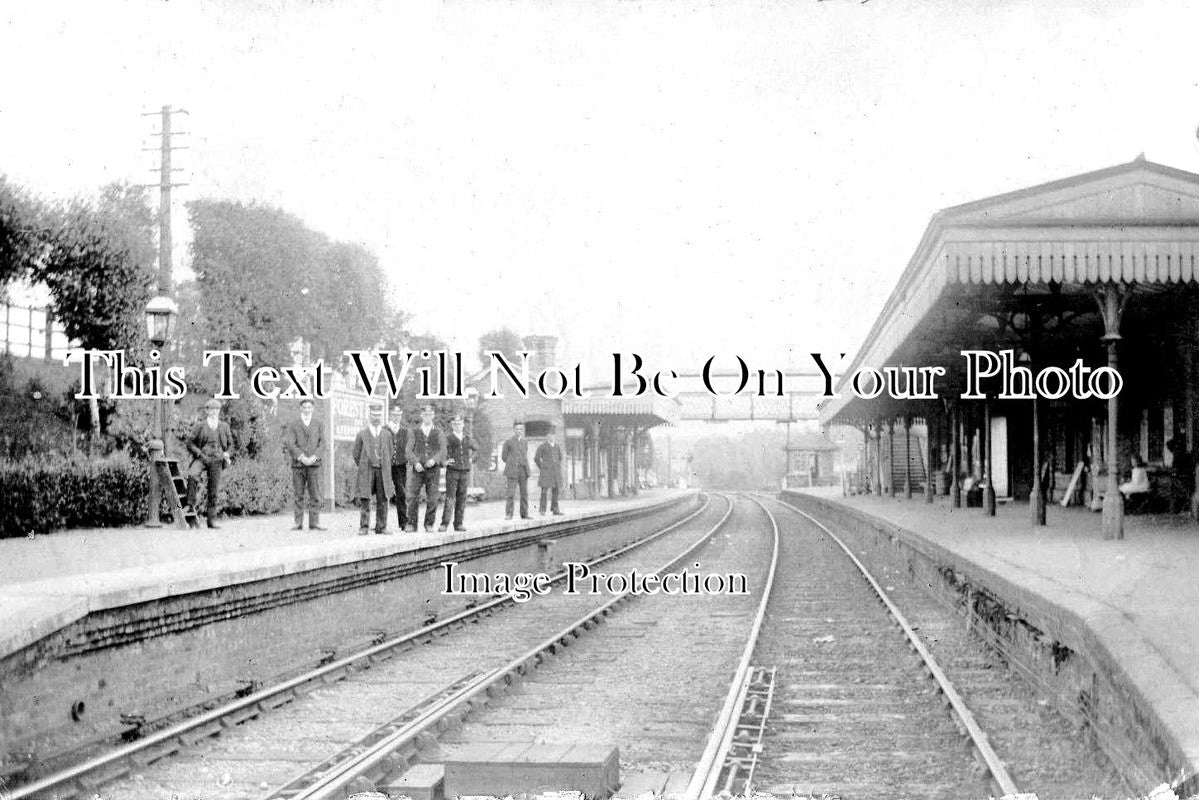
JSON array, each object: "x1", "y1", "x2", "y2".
[
  {"x1": 784, "y1": 432, "x2": 839, "y2": 452},
  {"x1": 822, "y1": 156, "x2": 1199, "y2": 426},
  {"x1": 562, "y1": 395, "x2": 680, "y2": 428}
]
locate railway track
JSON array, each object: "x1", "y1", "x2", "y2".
[
  {"x1": 421, "y1": 492, "x2": 778, "y2": 785},
  {"x1": 4, "y1": 494, "x2": 731, "y2": 800},
  {"x1": 6, "y1": 491, "x2": 1130, "y2": 800},
  {"x1": 691, "y1": 495, "x2": 1127, "y2": 800},
  {"x1": 772, "y1": 497, "x2": 1131, "y2": 800},
  {"x1": 694, "y1": 495, "x2": 1016, "y2": 799}
]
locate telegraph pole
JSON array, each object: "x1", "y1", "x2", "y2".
[
  {"x1": 141, "y1": 105, "x2": 189, "y2": 524},
  {"x1": 142, "y1": 105, "x2": 189, "y2": 293}
]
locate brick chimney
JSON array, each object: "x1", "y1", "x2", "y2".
[{"x1": 522, "y1": 335, "x2": 558, "y2": 375}]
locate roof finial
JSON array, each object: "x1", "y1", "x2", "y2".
[{"x1": 1133, "y1": 152, "x2": 1146, "y2": 162}]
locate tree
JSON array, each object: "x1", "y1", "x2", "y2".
[
  {"x1": 0, "y1": 175, "x2": 44, "y2": 288},
  {"x1": 1, "y1": 178, "x2": 156, "y2": 353},
  {"x1": 189, "y1": 199, "x2": 324, "y2": 369},
  {"x1": 311, "y1": 240, "x2": 390, "y2": 357},
  {"x1": 187, "y1": 199, "x2": 393, "y2": 371},
  {"x1": 688, "y1": 428, "x2": 787, "y2": 489},
  {"x1": 35, "y1": 183, "x2": 157, "y2": 354},
  {"x1": 477, "y1": 327, "x2": 524, "y2": 371}
]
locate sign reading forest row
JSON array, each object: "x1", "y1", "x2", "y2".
[{"x1": 331, "y1": 390, "x2": 371, "y2": 442}]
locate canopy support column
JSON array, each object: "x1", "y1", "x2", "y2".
[
  {"x1": 1097, "y1": 284, "x2": 1129, "y2": 540},
  {"x1": 872, "y1": 423, "x2": 883, "y2": 496},
  {"x1": 924, "y1": 412, "x2": 935, "y2": 503},
  {"x1": 983, "y1": 399, "x2": 996, "y2": 516},
  {"x1": 951, "y1": 403, "x2": 962, "y2": 508},
  {"x1": 903, "y1": 416, "x2": 913, "y2": 499},
  {"x1": 888, "y1": 420, "x2": 897, "y2": 498}
]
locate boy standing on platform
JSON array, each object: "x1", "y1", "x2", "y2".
[
  {"x1": 284, "y1": 398, "x2": 326, "y2": 531},
  {"x1": 440, "y1": 413, "x2": 475, "y2": 532},
  {"x1": 535, "y1": 426, "x2": 565, "y2": 516},
  {"x1": 352, "y1": 404, "x2": 394, "y2": 535},
  {"x1": 185, "y1": 398, "x2": 233, "y2": 530},
  {"x1": 406, "y1": 403, "x2": 446, "y2": 532}
]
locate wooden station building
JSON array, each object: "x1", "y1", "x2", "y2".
[
  {"x1": 472, "y1": 336, "x2": 679, "y2": 500},
  {"x1": 820, "y1": 157, "x2": 1199, "y2": 539}
]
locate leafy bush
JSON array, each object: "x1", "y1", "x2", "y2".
[
  {"x1": 218, "y1": 456, "x2": 292, "y2": 516},
  {"x1": 0, "y1": 452, "x2": 150, "y2": 536},
  {"x1": 0, "y1": 355, "x2": 81, "y2": 460}
]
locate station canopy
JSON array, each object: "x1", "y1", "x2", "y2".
[
  {"x1": 561, "y1": 396, "x2": 680, "y2": 428},
  {"x1": 822, "y1": 156, "x2": 1199, "y2": 425}
]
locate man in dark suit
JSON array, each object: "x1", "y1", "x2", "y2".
[
  {"x1": 388, "y1": 414, "x2": 409, "y2": 531},
  {"x1": 185, "y1": 398, "x2": 234, "y2": 529},
  {"x1": 405, "y1": 403, "x2": 446, "y2": 532},
  {"x1": 284, "y1": 398, "x2": 326, "y2": 531},
  {"x1": 535, "y1": 426, "x2": 565, "y2": 516},
  {"x1": 440, "y1": 412, "x2": 475, "y2": 532},
  {"x1": 502, "y1": 419, "x2": 531, "y2": 520},
  {"x1": 352, "y1": 404, "x2": 394, "y2": 535}
]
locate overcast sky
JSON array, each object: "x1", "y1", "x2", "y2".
[{"x1": 3, "y1": 0, "x2": 1199, "y2": 377}]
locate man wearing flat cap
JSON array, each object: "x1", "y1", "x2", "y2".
[
  {"x1": 405, "y1": 403, "x2": 446, "y2": 532},
  {"x1": 501, "y1": 419, "x2": 531, "y2": 520},
  {"x1": 439, "y1": 412, "x2": 475, "y2": 532},
  {"x1": 535, "y1": 425, "x2": 565, "y2": 516},
  {"x1": 284, "y1": 398, "x2": 326, "y2": 531},
  {"x1": 185, "y1": 398, "x2": 234, "y2": 529}
]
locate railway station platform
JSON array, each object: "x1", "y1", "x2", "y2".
[
  {"x1": 781, "y1": 487, "x2": 1199, "y2": 794},
  {"x1": 0, "y1": 489, "x2": 701, "y2": 774},
  {"x1": 0, "y1": 490, "x2": 688, "y2": 665}
]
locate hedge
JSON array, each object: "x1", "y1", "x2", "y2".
[
  {"x1": 0, "y1": 452, "x2": 149, "y2": 536},
  {"x1": 0, "y1": 453, "x2": 297, "y2": 537}
]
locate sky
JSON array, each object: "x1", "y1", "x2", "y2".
[{"x1": 3, "y1": 0, "x2": 1199, "y2": 378}]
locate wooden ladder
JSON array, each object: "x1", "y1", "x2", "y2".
[{"x1": 155, "y1": 457, "x2": 199, "y2": 529}]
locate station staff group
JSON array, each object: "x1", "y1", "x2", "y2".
[
  {"x1": 187, "y1": 399, "x2": 567, "y2": 536},
  {"x1": 353, "y1": 403, "x2": 478, "y2": 536}
]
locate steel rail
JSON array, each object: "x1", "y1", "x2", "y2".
[
  {"x1": 778, "y1": 498, "x2": 1022, "y2": 798},
  {"x1": 6, "y1": 495, "x2": 714, "y2": 800},
  {"x1": 684, "y1": 493, "x2": 780, "y2": 800},
  {"x1": 260, "y1": 672, "x2": 487, "y2": 800},
  {"x1": 284, "y1": 494, "x2": 741, "y2": 800}
]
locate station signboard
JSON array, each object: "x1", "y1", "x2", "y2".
[{"x1": 331, "y1": 390, "x2": 372, "y2": 442}]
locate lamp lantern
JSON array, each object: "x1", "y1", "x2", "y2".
[{"x1": 145, "y1": 295, "x2": 179, "y2": 349}]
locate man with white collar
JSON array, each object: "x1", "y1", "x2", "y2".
[
  {"x1": 352, "y1": 404, "x2": 395, "y2": 535},
  {"x1": 405, "y1": 403, "x2": 446, "y2": 532},
  {"x1": 185, "y1": 398, "x2": 233, "y2": 530},
  {"x1": 284, "y1": 398, "x2": 326, "y2": 531}
]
